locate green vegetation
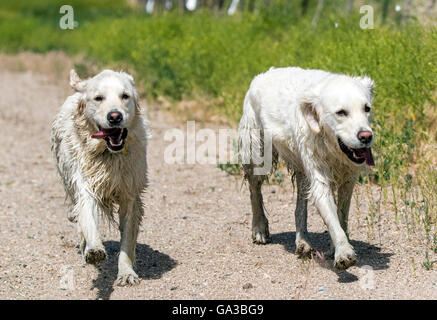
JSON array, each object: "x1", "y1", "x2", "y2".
[
  {"x1": 217, "y1": 162, "x2": 242, "y2": 176},
  {"x1": 0, "y1": 0, "x2": 436, "y2": 238},
  {"x1": 422, "y1": 252, "x2": 434, "y2": 271}
]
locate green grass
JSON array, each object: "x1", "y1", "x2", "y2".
[{"x1": 0, "y1": 1, "x2": 436, "y2": 228}]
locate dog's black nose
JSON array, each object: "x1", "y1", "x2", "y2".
[
  {"x1": 107, "y1": 111, "x2": 123, "y2": 125},
  {"x1": 357, "y1": 131, "x2": 373, "y2": 144}
]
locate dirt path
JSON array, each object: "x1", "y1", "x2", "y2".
[{"x1": 0, "y1": 64, "x2": 436, "y2": 299}]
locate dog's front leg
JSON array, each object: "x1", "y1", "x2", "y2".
[
  {"x1": 116, "y1": 197, "x2": 143, "y2": 286},
  {"x1": 77, "y1": 190, "x2": 106, "y2": 264},
  {"x1": 326, "y1": 177, "x2": 357, "y2": 257},
  {"x1": 337, "y1": 177, "x2": 356, "y2": 234},
  {"x1": 312, "y1": 181, "x2": 357, "y2": 270}
]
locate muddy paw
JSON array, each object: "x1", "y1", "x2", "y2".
[
  {"x1": 116, "y1": 271, "x2": 140, "y2": 286},
  {"x1": 296, "y1": 239, "x2": 314, "y2": 259},
  {"x1": 334, "y1": 244, "x2": 357, "y2": 270},
  {"x1": 252, "y1": 225, "x2": 270, "y2": 244},
  {"x1": 84, "y1": 247, "x2": 106, "y2": 265},
  {"x1": 67, "y1": 211, "x2": 78, "y2": 223}
]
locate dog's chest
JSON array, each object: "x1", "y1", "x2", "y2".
[{"x1": 81, "y1": 151, "x2": 146, "y2": 204}]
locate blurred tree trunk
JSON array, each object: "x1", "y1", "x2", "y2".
[
  {"x1": 382, "y1": 0, "x2": 391, "y2": 23},
  {"x1": 156, "y1": 0, "x2": 165, "y2": 12},
  {"x1": 239, "y1": 0, "x2": 245, "y2": 11},
  {"x1": 248, "y1": 0, "x2": 255, "y2": 12},
  {"x1": 207, "y1": 0, "x2": 224, "y2": 11},
  {"x1": 186, "y1": 0, "x2": 197, "y2": 11},
  {"x1": 164, "y1": 0, "x2": 173, "y2": 10},
  {"x1": 145, "y1": 0, "x2": 155, "y2": 13},
  {"x1": 347, "y1": 0, "x2": 354, "y2": 13},
  {"x1": 228, "y1": 0, "x2": 239, "y2": 14},
  {"x1": 301, "y1": 0, "x2": 310, "y2": 16},
  {"x1": 428, "y1": 0, "x2": 436, "y2": 11},
  {"x1": 402, "y1": 0, "x2": 410, "y2": 23},
  {"x1": 312, "y1": 0, "x2": 325, "y2": 25},
  {"x1": 178, "y1": 0, "x2": 185, "y2": 13}
]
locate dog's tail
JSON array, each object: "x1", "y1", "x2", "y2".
[{"x1": 238, "y1": 90, "x2": 264, "y2": 175}]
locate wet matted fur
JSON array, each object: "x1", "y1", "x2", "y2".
[
  {"x1": 239, "y1": 67, "x2": 375, "y2": 270},
  {"x1": 51, "y1": 69, "x2": 150, "y2": 286}
]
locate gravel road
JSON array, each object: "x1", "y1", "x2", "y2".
[{"x1": 0, "y1": 58, "x2": 436, "y2": 299}]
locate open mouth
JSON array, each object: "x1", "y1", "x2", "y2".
[
  {"x1": 338, "y1": 138, "x2": 374, "y2": 166},
  {"x1": 91, "y1": 127, "x2": 128, "y2": 152}
]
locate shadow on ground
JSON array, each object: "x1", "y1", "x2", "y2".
[
  {"x1": 270, "y1": 231, "x2": 392, "y2": 283},
  {"x1": 90, "y1": 241, "x2": 177, "y2": 300}
]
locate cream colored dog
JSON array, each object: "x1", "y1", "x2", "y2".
[
  {"x1": 51, "y1": 69, "x2": 149, "y2": 285},
  {"x1": 239, "y1": 67, "x2": 375, "y2": 270}
]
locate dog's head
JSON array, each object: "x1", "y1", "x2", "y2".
[
  {"x1": 301, "y1": 75, "x2": 375, "y2": 166},
  {"x1": 70, "y1": 69, "x2": 139, "y2": 153}
]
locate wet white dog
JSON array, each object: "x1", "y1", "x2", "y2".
[
  {"x1": 51, "y1": 69, "x2": 149, "y2": 285},
  {"x1": 239, "y1": 67, "x2": 375, "y2": 270}
]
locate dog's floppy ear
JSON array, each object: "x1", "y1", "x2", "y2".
[
  {"x1": 69, "y1": 69, "x2": 87, "y2": 92},
  {"x1": 77, "y1": 98, "x2": 86, "y2": 114},
  {"x1": 120, "y1": 71, "x2": 140, "y2": 111},
  {"x1": 120, "y1": 71, "x2": 135, "y2": 85},
  {"x1": 133, "y1": 88, "x2": 141, "y2": 112},
  {"x1": 357, "y1": 76, "x2": 375, "y2": 100},
  {"x1": 301, "y1": 96, "x2": 321, "y2": 134}
]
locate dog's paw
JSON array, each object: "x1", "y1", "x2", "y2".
[
  {"x1": 296, "y1": 239, "x2": 314, "y2": 259},
  {"x1": 116, "y1": 271, "x2": 140, "y2": 286},
  {"x1": 334, "y1": 243, "x2": 357, "y2": 270},
  {"x1": 252, "y1": 225, "x2": 269, "y2": 244},
  {"x1": 67, "y1": 211, "x2": 78, "y2": 223},
  {"x1": 84, "y1": 247, "x2": 106, "y2": 265}
]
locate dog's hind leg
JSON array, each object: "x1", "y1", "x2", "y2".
[
  {"x1": 245, "y1": 143, "x2": 278, "y2": 244},
  {"x1": 294, "y1": 172, "x2": 314, "y2": 258},
  {"x1": 116, "y1": 196, "x2": 143, "y2": 286},
  {"x1": 246, "y1": 172, "x2": 269, "y2": 244},
  {"x1": 76, "y1": 190, "x2": 106, "y2": 265},
  {"x1": 239, "y1": 94, "x2": 274, "y2": 244}
]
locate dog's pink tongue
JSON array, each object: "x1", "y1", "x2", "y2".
[
  {"x1": 363, "y1": 148, "x2": 375, "y2": 166},
  {"x1": 91, "y1": 131, "x2": 107, "y2": 139},
  {"x1": 91, "y1": 128, "x2": 118, "y2": 139}
]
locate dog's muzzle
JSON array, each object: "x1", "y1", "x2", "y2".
[
  {"x1": 338, "y1": 138, "x2": 374, "y2": 166},
  {"x1": 91, "y1": 127, "x2": 128, "y2": 152}
]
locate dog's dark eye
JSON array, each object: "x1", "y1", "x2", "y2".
[
  {"x1": 364, "y1": 104, "x2": 371, "y2": 112},
  {"x1": 94, "y1": 96, "x2": 104, "y2": 102},
  {"x1": 336, "y1": 109, "x2": 348, "y2": 116},
  {"x1": 121, "y1": 93, "x2": 130, "y2": 100}
]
